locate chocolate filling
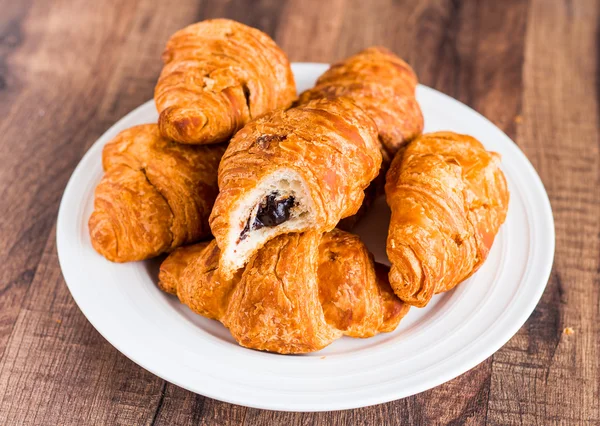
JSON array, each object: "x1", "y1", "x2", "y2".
[{"x1": 239, "y1": 193, "x2": 296, "y2": 240}]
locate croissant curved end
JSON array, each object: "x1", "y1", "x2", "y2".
[
  {"x1": 387, "y1": 242, "x2": 431, "y2": 308},
  {"x1": 88, "y1": 213, "x2": 120, "y2": 263},
  {"x1": 158, "y1": 105, "x2": 211, "y2": 145}
]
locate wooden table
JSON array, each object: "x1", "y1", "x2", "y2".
[{"x1": 0, "y1": 0, "x2": 597, "y2": 424}]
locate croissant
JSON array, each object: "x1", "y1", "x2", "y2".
[
  {"x1": 155, "y1": 19, "x2": 296, "y2": 145},
  {"x1": 298, "y1": 46, "x2": 423, "y2": 160},
  {"x1": 159, "y1": 229, "x2": 408, "y2": 354},
  {"x1": 89, "y1": 124, "x2": 225, "y2": 262},
  {"x1": 385, "y1": 132, "x2": 509, "y2": 307},
  {"x1": 209, "y1": 97, "x2": 382, "y2": 278}
]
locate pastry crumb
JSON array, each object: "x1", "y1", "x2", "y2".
[
  {"x1": 320, "y1": 356, "x2": 326, "y2": 359},
  {"x1": 514, "y1": 115, "x2": 523, "y2": 123},
  {"x1": 56, "y1": 319, "x2": 62, "y2": 324},
  {"x1": 563, "y1": 327, "x2": 574, "y2": 335}
]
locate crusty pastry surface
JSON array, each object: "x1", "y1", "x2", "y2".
[
  {"x1": 298, "y1": 47, "x2": 423, "y2": 231},
  {"x1": 317, "y1": 229, "x2": 407, "y2": 336},
  {"x1": 209, "y1": 97, "x2": 382, "y2": 278},
  {"x1": 385, "y1": 131, "x2": 509, "y2": 307},
  {"x1": 155, "y1": 19, "x2": 296, "y2": 145},
  {"x1": 298, "y1": 46, "x2": 423, "y2": 159},
  {"x1": 89, "y1": 124, "x2": 225, "y2": 262},
  {"x1": 159, "y1": 229, "x2": 408, "y2": 354}
]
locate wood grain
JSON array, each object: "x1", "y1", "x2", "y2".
[
  {"x1": 0, "y1": 0, "x2": 597, "y2": 424},
  {"x1": 487, "y1": 0, "x2": 600, "y2": 424}
]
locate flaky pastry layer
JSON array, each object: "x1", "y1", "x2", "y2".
[
  {"x1": 159, "y1": 229, "x2": 408, "y2": 354},
  {"x1": 155, "y1": 19, "x2": 296, "y2": 144},
  {"x1": 298, "y1": 46, "x2": 423, "y2": 160},
  {"x1": 89, "y1": 124, "x2": 225, "y2": 262},
  {"x1": 385, "y1": 131, "x2": 509, "y2": 307},
  {"x1": 209, "y1": 97, "x2": 382, "y2": 278}
]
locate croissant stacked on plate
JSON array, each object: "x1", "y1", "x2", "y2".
[
  {"x1": 298, "y1": 47, "x2": 425, "y2": 230},
  {"x1": 155, "y1": 19, "x2": 296, "y2": 145},
  {"x1": 89, "y1": 124, "x2": 225, "y2": 262},
  {"x1": 88, "y1": 19, "x2": 509, "y2": 354},
  {"x1": 385, "y1": 132, "x2": 509, "y2": 307},
  {"x1": 298, "y1": 46, "x2": 423, "y2": 161},
  {"x1": 209, "y1": 96, "x2": 382, "y2": 278},
  {"x1": 159, "y1": 229, "x2": 408, "y2": 353}
]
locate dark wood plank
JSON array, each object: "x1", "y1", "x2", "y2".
[
  {"x1": 0, "y1": 229, "x2": 165, "y2": 424},
  {"x1": 153, "y1": 385, "x2": 247, "y2": 426},
  {"x1": 0, "y1": 0, "x2": 47, "y2": 362},
  {"x1": 486, "y1": 0, "x2": 600, "y2": 424}
]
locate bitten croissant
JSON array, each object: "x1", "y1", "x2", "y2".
[
  {"x1": 209, "y1": 97, "x2": 382, "y2": 278},
  {"x1": 89, "y1": 124, "x2": 225, "y2": 262},
  {"x1": 159, "y1": 229, "x2": 408, "y2": 354},
  {"x1": 298, "y1": 46, "x2": 423, "y2": 160},
  {"x1": 155, "y1": 19, "x2": 296, "y2": 145},
  {"x1": 385, "y1": 132, "x2": 509, "y2": 307}
]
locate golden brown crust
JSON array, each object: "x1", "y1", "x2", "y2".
[
  {"x1": 89, "y1": 164, "x2": 173, "y2": 262},
  {"x1": 317, "y1": 229, "x2": 408, "y2": 337},
  {"x1": 373, "y1": 262, "x2": 410, "y2": 332},
  {"x1": 385, "y1": 131, "x2": 509, "y2": 307},
  {"x1": 89, "y1": 124, "x2": 225, "y2": 262},
  {"x1": 157, "y1": 242, "x2": 210, "y2": 295},
  {"x1": 209, "y1": 97, "x2": 382, "y2": 274},
  {"x1": 224, "y1": 232, "x2": 341, "y2": 353},
  {"x1": 169, "y1": 241, "x2": 238, "y2": 320},
  {"x1": 298, "y1": 47, "x2": 423, "y2": 158},
  {"x1": 159, "y1": 229, "x2": 408, "y2": 354},
  {"x1": 155, "y1": 19, "x2": 296, "y2": 144}
]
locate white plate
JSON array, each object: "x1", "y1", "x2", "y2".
[{"x1": 57, "y1": 63, "x2": 555, "y2": 412}]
